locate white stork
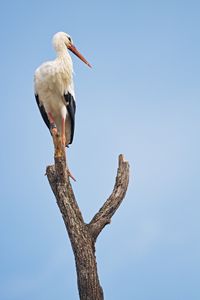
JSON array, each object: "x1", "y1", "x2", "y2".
[{"x1": 34, "y1": 32, "x2": 91, "y2": 178}]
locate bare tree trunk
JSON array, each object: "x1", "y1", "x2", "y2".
[{"x1": 46, "y1": 138, "x2": 130, "y2": 300}]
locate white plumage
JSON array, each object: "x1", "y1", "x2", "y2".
[{"x1": 34, "y1": 31, "x2": 91, "y2": 147}]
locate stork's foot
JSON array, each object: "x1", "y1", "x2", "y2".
[{"x1": 67, "y1": 168, "x2": 76, "y2": 182}]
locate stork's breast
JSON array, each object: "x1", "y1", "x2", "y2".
[{"x1": 35, "y1": 60, "x2": 73, "y2": 99}]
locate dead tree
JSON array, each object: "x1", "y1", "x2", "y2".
[{"x1": 46, "y1": 135, "x2": 130, "y2": 300}]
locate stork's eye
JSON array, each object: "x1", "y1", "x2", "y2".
[{"x1": 68, "y1": 37, "x2": 71, "y2": 42}]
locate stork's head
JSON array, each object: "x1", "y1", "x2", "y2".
[{"x1": 52, "y1": 32, "x2": 91, "y2": 68}]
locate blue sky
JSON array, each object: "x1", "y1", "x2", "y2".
[{"x1": 0, "y1": 0, "x2": 200, "y2": 299}]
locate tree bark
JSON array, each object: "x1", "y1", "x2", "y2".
[{"x1": 46, "y1": 141, "x2": 130, "y2": 300}]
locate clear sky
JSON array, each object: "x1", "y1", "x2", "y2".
[{"x1": 0, "y1": 0, "x2": 200, "y2": 299}]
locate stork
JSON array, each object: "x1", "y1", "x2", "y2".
[{"x1": 34, "y1": 32, "x2": 91, "y2": 179}]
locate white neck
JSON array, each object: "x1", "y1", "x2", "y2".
[
  {"x1": 54, "y1": 43, "x2": 73, "y2": 68},
  {"x1": 57, "y1": 48, "x2": 73, "y2": 67},
  {"x1": 55, "y1": 46, "x2": 68, "y2": 57},
  {"x1": 56, "y1": 49, "x2": 74, "y2": 88}
]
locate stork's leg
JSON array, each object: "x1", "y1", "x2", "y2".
[
  {"x1": 61, "y1": 117, "x2": 66, "y2": 146},
  {"x1": 48, "y1": 112, "x2": 63, "y2": 157},
  {"x1": 48, "y1": 112, "x2": 57, "y2": 135},
  {"x1": 61, "y1": 117, "x2": 76, "y2": 181}
]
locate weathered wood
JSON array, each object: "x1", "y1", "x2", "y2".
[
  {"x1": 46, "y1": 142, "x2": 130, "y2": 300},
  {"x1": 88, "y1": 154, "x2": 130, "y2": 241}
]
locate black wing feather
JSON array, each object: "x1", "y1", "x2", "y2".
[
  {"x1": 64, "y1": 92, "x2": 76, "y2": 144},
  {"x1": 35, "y1": 94, "x2": 51, "y2": 131}
]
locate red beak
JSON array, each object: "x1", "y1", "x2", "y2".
[{"x1": 68, "y1": 44, "x2": 92, "y2": 68}]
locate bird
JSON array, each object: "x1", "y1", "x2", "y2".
[{"x1": 34, "y1": 32, "x2": 91, "y2": 179}]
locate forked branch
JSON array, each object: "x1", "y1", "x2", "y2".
[{"x1": 88, "y1": 154, "x2": 130, "y2": 240}]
